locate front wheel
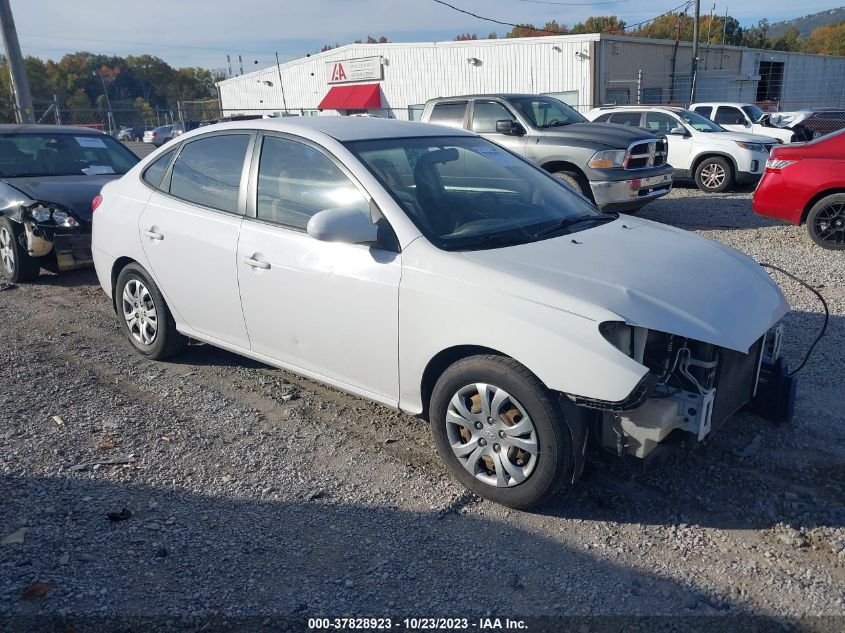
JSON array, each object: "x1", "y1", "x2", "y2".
[
  {"x1": 806, "y1": 193, "x2": 845, "y2": 250},
  {"x1": 694, "y1": 157, "x2": 733, "y2": 193},
  {"x1": 429, "y1": 355, "x2": 573, "y2": 510},
  {"x1": 115, "y1": 263, "x2": 186, "y2": 360},
  {"x1": 0, "y1": 217, "x2": 40, "y2": 283},
  {"x1": 553, "y1": 170, "x2": 594, "y2": 202}
]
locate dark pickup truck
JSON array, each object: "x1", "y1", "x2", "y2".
[{"x1": 420, "y1": 94, "x2": 673, "y2": 212}]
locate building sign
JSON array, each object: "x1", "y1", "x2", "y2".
[{"x1": 326, "y1": 56, "x2": 383, "y2": 84}]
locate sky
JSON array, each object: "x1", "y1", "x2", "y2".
[{"x1": 9, "y1": 0, "x2": 844, "y2": 71}]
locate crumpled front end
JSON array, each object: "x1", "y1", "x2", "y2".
[{"x1": 15, "y1": 201, "x2": 92, "y2": 271}]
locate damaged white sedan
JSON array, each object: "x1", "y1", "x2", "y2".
[{"x1": 92, "y1": 117, "x2": 792, "y2": 509}]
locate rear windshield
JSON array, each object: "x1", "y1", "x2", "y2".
[{"x1": 0, "y1": 132, "x2": 139, "y2": 178}]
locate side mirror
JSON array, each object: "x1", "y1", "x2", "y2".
[
  {"x1": 495, "y1": 120, "x2": 525, "y2": 136},
  {"x1": 307, "y1": 207, "x2": 379, "y2": 245},
  {"x1": 669, "y1": 126, "x2": 688, "y2": 136}
]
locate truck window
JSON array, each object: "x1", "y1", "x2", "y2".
[
  {"x1": 715, "y1": 106, "x2": 746, "y2": 125},
  {"x1": 428, "y1": 102, "x2": 468, "y2": 129},
  {"x1": 693, "y1": 106, "x2": 713, "y2": 119},
  {"x1": 471, "y1": 101, "x2": 516, "y2": 133}
]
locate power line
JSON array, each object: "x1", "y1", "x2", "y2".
[
  {"x1": 625, "y1": 1, "x2": 693, "y2": 30},
  {"x1": 516, "y1": 0, "x2": 630, "y2": 6}
]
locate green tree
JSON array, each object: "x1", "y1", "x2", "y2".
[
  {"x1": 771, "y1": 26, "x2": 804, "y2": 52},
  {"x1": 65, "y1": 88, "x2": 92, "y2": 124},
  {"x1": 571, "y1": 16, "x2": 626, "y2": 35}
]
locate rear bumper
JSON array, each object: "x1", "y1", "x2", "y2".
[
  {"x1": 752, "y1": 173, "x2": 804, "y2": 224},
  {"x1": 591, "y1": 172, "x2": 673, "y2": 212}
]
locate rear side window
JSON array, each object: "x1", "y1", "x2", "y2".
[
  {"x1": 428, "y1": 102, "x2": 468, "y2": 129},
  {"x1": 608, "y1": 112, "x2": 642, "y2": 126},
  {"x1": 169, "y1": 134, "x2": 251, "y2": 214},
  {"x1": 593, "y1": 113, "x2": 612, "y2": 122},
  {"x1": 714, "y1": 106, "x2": 746, "y2": 125},
  {"x1": 142, "y1": 148, "x2": 176, "y2": 189},
  {"x1": 693, "y1": 106, "x2": 713, "y2": 119}
]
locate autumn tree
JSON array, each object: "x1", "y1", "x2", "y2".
[
  {"x1": 505, "y1": 20, "x2": 567, "y2": 38},
  {"x1": 571, "y1": 16, "x2": 626, "y2": 35},
  {"x1": 455, "y1": 33, "x2": 478, "y2": 41},
  {"x1": 806, "y1": 21, "x2": 845, "y2": 55}
]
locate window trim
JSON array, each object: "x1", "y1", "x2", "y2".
[
  {"x1": 245, "y1": 130, "x2": 393, "y2": 247},
  {"x1": 147, "y1": 129, "x2": 257, "y2": 217}
]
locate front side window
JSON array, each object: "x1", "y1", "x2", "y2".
[
  {"x1": 506, "y1": 96, "x2": 586, "y2": 128},
  {"x1": 428, "y1": 102, "x2": 468, "y2": 129},
  {"x1": 169, "y1": 134, "x2": 251, "y2": 214},
  {"x1": 256, "y1": 136, "x2": 367, "y2": 230},
  {"x1": 346, "y1": 136, "x2": 601, "y2": 251},
  {"x1": 142, "y1": 148, "x2": 176, "y2": 189},
  {"x1": 715, "y1": 106, "x2": 747, "y2": 125},
  {"x1": 742, "y1": 105, "x2": 766, "y2": 123},
  {"x1": 471, "y1": 101, "x2": 516, "y2": 133},
  {"x1": 0, "y1": 132, "x2": 138, "y2": 178},
  {"x1": 644, "y1": 112, "x2": 680, "y2": 134}
]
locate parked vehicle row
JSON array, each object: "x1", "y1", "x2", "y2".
[
  {"x1": 86, "y1": 117, "x2": 792, "y2": 508},
  {"x1": 419, "y1": 94, "x2": 673, "y2": 213},
  {"x1": 689, "y1": 102, "x2": 802, "y2": 143}
]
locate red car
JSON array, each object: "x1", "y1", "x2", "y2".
[{"x1": 753, "y1": 128, "x2": 845, "y2": 249}]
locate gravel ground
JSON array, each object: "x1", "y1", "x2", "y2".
[{"x1": 1, "y1": 182, "x2": 843, "y2": 632}]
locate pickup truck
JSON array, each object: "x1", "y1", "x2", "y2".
[{"x1": 420, "y1": 94, "x2": 672, "y2": 213}]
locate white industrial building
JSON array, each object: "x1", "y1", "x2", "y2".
[{"x1": 217, "y1": 33, "x2": 845, "y2": 119}]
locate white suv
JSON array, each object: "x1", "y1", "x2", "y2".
[
  {"x1": 587, "y1": 106, "x2": 778, "y2": 193},
  {"x1": 690, "y1": 102, "x2": 796, "y2": 143}
]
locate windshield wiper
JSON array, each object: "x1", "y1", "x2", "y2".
[
  {"x1": 540, "y1": 121, "x2": 572, "y2": 129},
  {"x1": 446, "y1": 232, "x2": 529, "y2": 251},
  {"x1": 534, "y1": 213, "x2": 617, "y2": 238}
]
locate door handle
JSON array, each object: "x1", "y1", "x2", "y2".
[
  {"x1": 143, "y1": 229, "x2": 164, "y2": 241},
  {"x1": 242, "y1": 256, "x2": 271, "y2": 270}
]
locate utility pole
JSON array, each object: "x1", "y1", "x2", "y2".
[
  {"x1": 0, "y1": 0, "x2": 34, "y2": 123},
  {"x1": 690, "y1": 0, "x2": 701, "y2": 104},
  {"x1": 274, "y1": 52, "x2": 288, "y2": 113},
  {"x1": 94, "y1": 69, "x2": 113, "y2": 135}
]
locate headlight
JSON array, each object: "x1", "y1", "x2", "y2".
[
  {"x1": 29, "y1": 205, "x2": 52, "y2": 223},
  {"x1": 589, "y1": 149, "x2": 627, "y2": 169},
  {"x1": 735, "y1": 141, "x2": 766, "y2": 153}
]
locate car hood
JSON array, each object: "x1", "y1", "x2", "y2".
[
  {"x1": 460, "y1": 218, "x2": 788, "y2": 353},
  {"x1": 2, "y1": 175, "x2": 119, "y2": 221},
  {"x1": 535, "y1": 122, "x2": 659, "y2": 148},
  {"x1": 710, "y1": 130, "x2": 779, "y2": 144}
]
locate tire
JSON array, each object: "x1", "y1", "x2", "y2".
[
  {"x1": 115, "y1": 263, "x2": 186, "y2": 360},
  {"x1": 429, "y1": 354, "x2": 573, "y2": 510},
  {"x1": 553, "y1": 170, "x2": 595, "y2": 202},
  {"x1": 0, "y1": 217, "x2": 40, "y2": 283},
  {"x1": 806, "y1": 193, "x2": 845, "y2": 250},
  {"x1": 694, "y1": 157, "x2": 733, "y2": 193}
]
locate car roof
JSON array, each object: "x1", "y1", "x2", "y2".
[
  {"x1": 592, "y1": 105, "x2": 686, "y2": 113},
  {"x1": 183, "y1": 116, "x2": 474, "y2": 142},
  {"x1": 426, "y1": 94, "x2": 556, "y2": 102},
  {"x1": 0, "y1": 124, "x2": 106, "y2": 135},
  {"x1": 690, "y1": 102, "x2": 751, "y2": 107}
]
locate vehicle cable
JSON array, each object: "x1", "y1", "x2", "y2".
[{"x1": 760, "y1": 263, "x2": 829, "y2": 377}]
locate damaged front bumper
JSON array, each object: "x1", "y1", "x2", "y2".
[
  {"x1": 23, "y1": 220, "x2": 93, "y2": 271},
  {"x1": 580, "y1": 322, "x2": 793, "y2": 460}
]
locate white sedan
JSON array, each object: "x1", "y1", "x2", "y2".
[{"x1": 92, "y1": 117, "x2": 789, "y2": 509}]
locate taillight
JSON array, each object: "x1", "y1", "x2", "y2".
[
  {"x1": 765, "y1": 158, "x2": 799, "y2": 173},
  {"x1": 92, "y1": 195, "x2": 103, "y2": 212}
]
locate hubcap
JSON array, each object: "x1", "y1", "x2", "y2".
[
  {"x1": 445, "y1": 383, "x2": 539, "y2": 488},
  {"x1": 813, "y1": 201, "x2": 845, "y2": 246},
  {"x1": 121, "y1": 279, "x2": 158, "y2": 345},
  {"x1": 700, "y1": 163, "x2": 726, "y2": 189},
  {"x1": 0, "y1": 227, "x2": 15, "y2": 274}
]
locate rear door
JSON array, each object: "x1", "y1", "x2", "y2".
[
  {"x1": 139, "y1": 131, "x2": 254, "y2": 348},
  {"x1": 468, "y1": 100, "x2": 528, "y2": 157}
]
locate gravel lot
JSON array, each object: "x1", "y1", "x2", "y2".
[{"x1": 1, "y1": 176, "x2": 844, "y2": 631}]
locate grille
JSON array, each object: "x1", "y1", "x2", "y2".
[{"x1": 625, "y1": 139, "x2": 667, "y2": 169}]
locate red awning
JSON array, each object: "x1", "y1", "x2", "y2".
[{"x1": 318, "y1": 84, "x2": 382, "y2": 110}]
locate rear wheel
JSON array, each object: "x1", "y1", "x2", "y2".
[
  {"x1": 0, "y1": 217, "x2": 40, "y2": 283},
  {"x1": 694, "y1": 157, "x2": 733, "y2": 193},
  {"x1": 116, "y1": 263, "x2": 186, "y2": 359},
  {"x1": 806, "y1": 193, "x2": 845, "y2": 250},
  {"x1": 429, "y1": 355, "x2": 572, "y2": 509}
]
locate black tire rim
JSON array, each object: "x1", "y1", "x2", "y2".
[{"x1": 812, "y1": 201, "x2": 845, "y2": 246}]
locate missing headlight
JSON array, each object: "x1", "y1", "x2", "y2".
[{"x1": 599, "y1": 321, "x2": 648, "y2": 364}]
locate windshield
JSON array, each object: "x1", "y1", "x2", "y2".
[
  {"x1": 0, "y1": 132, "x2": 139, "y2": 178},
  {"x1": 506, "y1": 96, "x2": 587, "y2": 128},
  {"x1": 677, "y1": 110, "x2": 725, "y2": 133},
  {"x1": 345, "y1": 135, "x2": 604, "y2": 250},
  {"x1": 742, "y1": 105, "x2": 766, "y2": 123}
]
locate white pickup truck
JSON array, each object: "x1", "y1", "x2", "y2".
[{"x1": 690, "y1": 102, "x2": 797, "y2": 143}]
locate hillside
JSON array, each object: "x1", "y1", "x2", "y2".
[{"x1": 767, "y1": 7, "x2": 845, "y2": 37}]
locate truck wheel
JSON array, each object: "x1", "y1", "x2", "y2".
[
  {"x1": 694, "y1": 157, "x2": 733, "y2": 193},
  {"x1": 553, "y1": 170, "x2": 594, "y2": 202},
  {"x1": 806, "y1": 193, "x2": 845, "y2": 250},
  {"x1": 429, "y1": 354, "x2": 573, "y2": 510},
  {"x1": 0, "y1": 217, "x2": 40, "y2": 283},
  {"x1": 115, "y1": 263, "x2": 187, "y2": 360}
]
